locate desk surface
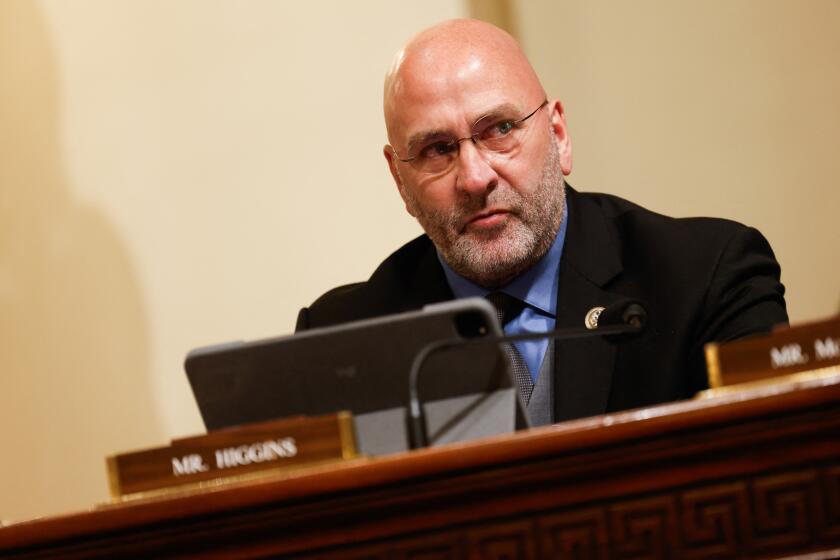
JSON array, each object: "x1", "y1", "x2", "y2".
[{"x1": 2, "y1": 373, "x2": 839, "y2": 559}]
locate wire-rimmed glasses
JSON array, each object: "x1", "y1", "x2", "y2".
[{"x1": 394, "y1": 99, "x2": 548, "y2": 175}]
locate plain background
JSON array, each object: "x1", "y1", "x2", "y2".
[{"x1": 1, "y1": 0, "x2": 837, "y2": 522}]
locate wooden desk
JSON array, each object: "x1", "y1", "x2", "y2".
[{"x1": 2, "y1": 375, "x2": 839, "y2": 559}]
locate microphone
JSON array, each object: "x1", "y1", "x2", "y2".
[
  {"x1": 588, "y1": 301, "x2": 647, "y2": 334},
  {"x1": 406, "y1": 299, "x2": 647, "y2": 449}
]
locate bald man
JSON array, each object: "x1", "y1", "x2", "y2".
[{"x1": 296, "y1": 20, "x2": 787, "y2": 425}]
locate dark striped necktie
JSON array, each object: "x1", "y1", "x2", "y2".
[{"x1": 486, "y1": 291, "x2": 534, "y2": 404}]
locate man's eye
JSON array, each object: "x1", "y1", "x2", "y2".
[
  {"x1": 418, "y1": 141, "x2": 454, "y2": 159},
  {"x1": 482, "y1": 120, "x2": 515, "y2": 140}
]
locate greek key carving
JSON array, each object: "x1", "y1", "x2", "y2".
[
  {"x1": 294, "y1": 465, "x2": 840, "y2": 559},
  {"x1": 750, "y1": 470, "x2": 820, "y2": 551},
  {"x1": 679, "y1": 481, "x2": 749, "y2": 558},
  {"x1": 467, "y1": 520, "x2": 535, "y2": 560},
  {"x1": 609, "y1": 495, "x2": 678, "y2": 559},
  {"x1": 540, "y1": 508, "x2": 609, "y2": 559},
  {"x1": 820, "y1": 465, "x2": 840, "y2": 540}
]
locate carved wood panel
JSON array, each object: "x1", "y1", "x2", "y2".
[
  {"x1": 822, "y1": 465, "x2": 840, "y2": 541},
  {"x1": 679, "y1": 481, "x2": 750, "y2": 559},
  {"x1": 300, "y1": 464, "x2": 840, "y2": 560},
  {"x1": 540, "y1": 508, "x2": 610, "y2": 559},
  {"x1": 466, "y1": 520, "x2": 536, "y2": 560}
]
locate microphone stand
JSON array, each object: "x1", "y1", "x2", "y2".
[{"x1": 406, "y1": 321, "x2": 643, "y2": 450}]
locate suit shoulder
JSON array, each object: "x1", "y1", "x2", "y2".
[
  {"x1": 308, "y1": 281, "x2": 367, "y2": 309},
  {"x1": 578, "y1": 190, "x2": 753, "y2": 246},
  {"x1": 368, "y1": 234, "x2": 435, "y2": 280},
  {"x1": 298, "y1": 235, "x2": 436, "y2": 330}
]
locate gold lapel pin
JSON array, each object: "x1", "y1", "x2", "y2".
[{"x1": 584, "y1": 306, "x2": 606, "y2": 330}]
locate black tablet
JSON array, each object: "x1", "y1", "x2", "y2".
[{"x1": 185, "y1": 298, "x2": 529, "y2": 455}]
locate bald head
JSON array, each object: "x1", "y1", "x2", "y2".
[
  {"x1": 380, "y1": 19, "x2": 572, "y2": 288},
  {"x1": 384, "y1": 19, "x2": 546, "y2": 145}
]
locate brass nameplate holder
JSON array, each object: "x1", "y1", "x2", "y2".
[
  {"x1": 107, "y1": 411, "x2": 357, "y2": 499},
  {"x1": 702, "y1": 315, "x2": 840, "y2": 396}
]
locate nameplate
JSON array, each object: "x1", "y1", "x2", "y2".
[
  {"x1": 704, "y1": 315, "x2": 840, "y2": 389},
  {"x1": 107, "y1": 411, "x2": 356, "y2": 498}
]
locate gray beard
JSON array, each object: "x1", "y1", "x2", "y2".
[{"x1": 408, "y1": 133, "x2": 567, "y2": 288}]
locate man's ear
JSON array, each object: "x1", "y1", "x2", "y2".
[
  {"x1": 383, "y1": 145, "x2": 417, "y2": 217},
  {"x1": 548, "y1": 99, "x2": 573, "y2": 176}
]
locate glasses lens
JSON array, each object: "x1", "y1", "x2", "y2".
[
  {"x1": 408, "y1": 140, "x2": 456, "y2": 173},
  {"x1": 404, "y1": 101, "x2": 545, "y2": 174},
  {"x1": 478, "y1": 130, "x2": 520, "y2": 153},
  {"x1": 476, "y1": 114, "x2": 534, "y2": 154}
]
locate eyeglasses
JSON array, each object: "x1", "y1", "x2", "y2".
[{"x1": 394, "y1": 99, "x2": 548, "y2": 175}]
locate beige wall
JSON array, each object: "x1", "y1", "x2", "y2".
[
  {"x1": 1, "y1": 0, "x2": 837, "y2": 523},
  {"x1": 0, "y1": 0, "x2": 463, "y2": 523},
  {"x1": 517, "y1": 0, "x2": 840, "y2": 321}
]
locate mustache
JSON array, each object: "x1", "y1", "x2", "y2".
[{"x1": 452, "y1": 188, "x2": 524, "y2": 230}]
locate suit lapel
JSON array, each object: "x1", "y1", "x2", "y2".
[{"x1": 553, "y1": 187, "x2": 624, "y2": 421}]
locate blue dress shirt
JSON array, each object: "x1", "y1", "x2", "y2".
[{"x1": 438, "y1": 204, "x2": 569, "y2": 382}]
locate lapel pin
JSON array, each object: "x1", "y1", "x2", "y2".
[{"x1": 584, "y1": 306, "x2": 606, "y2": 330}]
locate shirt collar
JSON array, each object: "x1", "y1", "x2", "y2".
[{"x1": 438, "y1": 203, "x2": 568, "y2": 317}]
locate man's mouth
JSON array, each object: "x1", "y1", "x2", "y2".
[{"x1": 463, "y1": 208, "x2": 511, "y2": 231}]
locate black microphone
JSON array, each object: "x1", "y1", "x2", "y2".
[
  {"x1": 406, "y1": 299, "x2": 647, "y2": 450},
  {"x1": 593, "y1": 301, "x2": 647, "y2": 336}
]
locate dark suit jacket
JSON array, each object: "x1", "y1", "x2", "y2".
[{"x1": 296, "y1": 187, "x2": 788, "y2": 422}]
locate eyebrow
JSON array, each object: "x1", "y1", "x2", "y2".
[
  {"x1": 406, "y1": 129, "x2": 452, "y2": 155},
  {"x1": 404, "y1": 102, "x2": 525, "y2": 153},
  {"x1": 471, "y1": 102, "x2": 521, "y2": 128}
]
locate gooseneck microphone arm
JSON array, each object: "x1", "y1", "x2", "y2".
[{"x1": 406, "y1": 301, "x2": 647, "y2": 450}]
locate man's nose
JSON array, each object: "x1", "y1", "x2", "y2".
[{"x1": 455, "y1": 139, "x2": 498, "y2": 195}]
